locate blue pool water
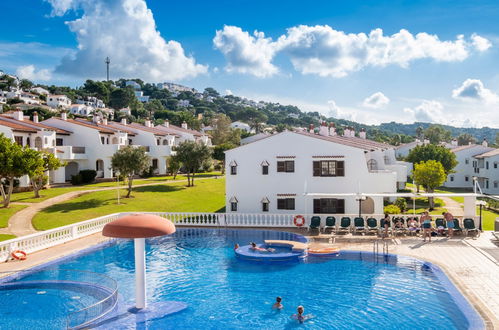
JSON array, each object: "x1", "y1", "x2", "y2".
[{"x1": 1, "y1": 229, "x2": 483, "y2": 329}]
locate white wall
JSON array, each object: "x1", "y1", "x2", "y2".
[
  {"x1": 443, "y1": 145, "x2": 493, "y2": 188},
  {"x1": 225, "y1": 131, "x2": 398, "y2": 215}
]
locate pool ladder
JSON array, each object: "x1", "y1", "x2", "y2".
[{"x1": 373, "y1": 240, "x2": 388, "y2": 256}]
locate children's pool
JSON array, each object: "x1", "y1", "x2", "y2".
[{"x1": 0, "y1": 228, "x2": 483, "y2": 329}]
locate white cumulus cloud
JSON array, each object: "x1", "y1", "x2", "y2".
[
  {"x1": 327, "y1": 100, "x2": 357, "y2": 121},
  {"x1": 45, "y1": 0, "x2": 207, "y2": 81},
  {"x1": 452, "y1": 78, "x2": 499, "y2": 103},
  {"x1": 362, "y1": 92, "x2": 390, "y2": 108},
  {"x1": 213, "y1": 25, "x2": 490, "y2": 78},
  {"x1": 16, "y1": 65, "x2": 52, "y2": 81},
  {"x1": 403, "y1": 100, "x2": 444, "y2": 123},
  {"x1": 213, "y1": 26, "x2": 278, "y2": 78}
]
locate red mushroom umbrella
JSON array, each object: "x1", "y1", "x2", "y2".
[{"x1": 103, "y1": 213, "x2": 175, "y2": 309}]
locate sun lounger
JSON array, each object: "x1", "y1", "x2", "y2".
[
  {"x1": 392, "y1": 217, "x2": 406, "y2": 236},
  {"x1": 337, "y1": 217, "x2": 351, "y2": 234},
  {"x1": 463, "y1": 218, "x2": 480, "y2": 238},
  {"x1": 453, "y1": 219, "x2": 463, "y2": 235},
  {"x1": 435, "y1": 218, "x2": 447, "y2": 236},
  {"x1": 323, "y1": 216, "x2": 336, "y2": 234},
  {"x1": 366, "y1": 217, "x2": 378, "y2": 235},
  {"x1": 353, "y1": 217, "x2": 366, "y2": 235},
  {"x1": 309, "y1": 216, "x2": 321, "y2": 233}
]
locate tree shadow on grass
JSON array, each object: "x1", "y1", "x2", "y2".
[
  {"x1": 133, "y1": 185, "x2": 183, "y2": 193},
  {"x1": 41, "y1": 198, "x2": 105, "y2": 213}
]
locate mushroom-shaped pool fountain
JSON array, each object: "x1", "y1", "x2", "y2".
[{"x1": 101, "y1": 213, "x2": 186, "y2": 325}]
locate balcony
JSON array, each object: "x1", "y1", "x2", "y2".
[{"x1": 55, "y1": 146, "x2": 87, "y2": 160}]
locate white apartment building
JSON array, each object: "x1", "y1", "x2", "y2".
[
  {"x1": 443, "y1": 144, "x2": 493, "y2": 189},
  {"x1": 473, "y1": 149, "x2": 499, "y2": 194},
  {"x1": 125, "y1": 81, "x2": 141, "y2": 90},
  {"x1": 0, "y1": 111, "x2": 72, "y2": 186},
  {"x1": 159, "y1": 121, "x2": 211, "y2": 145},
  {"x1": 76, "y1": 96, "x2": 105, "y2": 109},
  {"x1": 134, "y1": 91, "x2": 150, "y2": 103},
  {"x1": 42, "y1": 113, "x2": 126, "y2": 180},
  {"x1": 70, "y1": 104, "x2": 95, "y2": 117},
  {"x1": 178, "y1": 99, "x2": 190, "y2": 107},
  {"x1": 395, "y1": 140, "x2": 422, "y2": 158},
  {"x1": 47, "y1": 95, "x2": 71, "y2": 109},
  {"x1": 225, "y1": 127, "x2": 408, "y2": 215},
  {"x1": 30, "y1": 87, "x2": 50, "y2": 95},
  {"x1": 107, "y1": 119, "x2": 175, "y2": 175}
]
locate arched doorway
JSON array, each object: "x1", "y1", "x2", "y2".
[
  {"x1": 35, "y1": 137, "x2": 42, "y2": 149},
  {"x1": 361, "y1": 197, "x2": 375, "y2": 214},
  {"x1": 65, "y1": 162, "x2": 79, "y2": 181},
  {"x1": 95, "y1": 159, "x2": 104, "y2": 178},
  {"x1": 112, "y1": 137, "x2": 118, "y2": 144}
]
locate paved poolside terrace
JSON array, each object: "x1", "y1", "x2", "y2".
[{"x1": 2, "y1": 229, "x2": 499, "y2": 329}]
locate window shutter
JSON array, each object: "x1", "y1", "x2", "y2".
[
  {"x1": 277, "y1": 199, "x2": 285, "y2": 209},
  {"x1": 313, "y1": 161, "x2": 320, "y2": 176},
  {"x1": 286, "y1": 161, "x2": 295, "y2": 172},
  {"x1": 337, "y1": 199, "x2": 345, "y2": 213},
  {"x1": 277, "y1": 161, "x2": 285, "y2": 172},
  {"x1": 313, "y1": 199, "x2": 320, "y2": 213},
  {"x1": 336, "y1": 161, "x2": 345, "y2": 176},
  {"x1": 288, "y1": 198, "x2": 295, "y2": 210}
]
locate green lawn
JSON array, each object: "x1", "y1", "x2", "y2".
[
  {"x1": 0, "y1": 234, "x2": 16, "y2": 242},
  {"x1": 479, "y1": 207, "x2": 499, "y2": 231},
  {"x1": 0, "y1": 204, "x2": 28, "y2": 228},
  {"x1": 32, "y1": 178, "x2": 225, "y2": 230},
  {"x1": 10, "y1": 172, "x2": 223, "y2": 203}
]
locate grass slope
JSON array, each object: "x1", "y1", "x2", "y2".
[
  {"x1": 0, "y1": 234, "x2": 16, "y2": 242},
  {"x1": 0, "y1": 204, "x2": 28, "y2": 228},
  {"x1": 33, "y1": 178, "x2": 225, "y2": 230}
]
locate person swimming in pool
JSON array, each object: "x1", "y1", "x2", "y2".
[
  {"x1": 272, "y1": 296, "x2": 283, "y2": 310},
  {"x1": 291, "y1": 305, "x2": 313, "y2": 323},
  {"x1": 250, "y1": 242, "x2": 275, "y2": 253}
]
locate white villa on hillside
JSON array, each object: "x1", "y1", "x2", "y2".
[
  {"x1": 225, "y1": 126, "x2": 409, "y2": 215},
  {"x1": 47, "y1": 94, "x2": 71, "y2": 109},
  {"x1": 154, "y1": 121, "x2": 211, "y2": 145},
  {"x1": 230, "y1": 121, "x2": 252, "y2": 133},
  {"x1": 443, "y1": 144, "x2": 493, "y2": 189}
]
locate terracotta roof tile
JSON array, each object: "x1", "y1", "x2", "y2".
[
  {"x1": 0, "y1": 118, "x2": 38, "y2": 133},
  {"x1": 474, "y1": 149, "x2": 499, "y2": 158}
]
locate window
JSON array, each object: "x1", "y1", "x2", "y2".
[
  {"x1": 494, "y1": 163, "x2": 498, "y2": 169},
  {"x1": 14, "y1": 136, "x2": 23, "y2": 146},
  {"x1": 465, "y1": 176, "x2": 469, "y2": 182},
  {"x1": 152, "y1": 159, "x2": 158, "y2": 169},
  {"x1": 262, "y1": 197, "x2": 269, "y2": 212},
  {"x1": 465, "y1": 158, "x2": 469, "y2": 165},
  {"x1": 101, "y1": 136, "x2": 105, "y2": 144},
  {"x1": 128, "y1": 139, "x2": 133, "y2": 145},
  {"x1": 367, "y1": 159, "x2": 377, "y2": 171},
  {"x1": 313, "y1": 198, "x2": 345, "y2": 214},
  {"x1": 450, "y1": 175, "x2": 454, "y2": 182},
  {"x1": 231, "y1": 166, "x2": 237, "y2": 175},
  {"x1": 229, "y1": 196, "x2": 238, "y2": 212},
  {"x1": 486, "y1": 180, "x2": 489, "y2": 189},
  {"x1": 26, "y1": 137, "x2": 31, "y2": 147},
  {"x1": 494, "y1": 181, "x2": 498, "y2": 189},
  {"x1": 44, "y1": 137, "x2": 48, "y2": 144},
  {"x1": 277, "y1": 198, "x2": 295, "y2": 210},
  {"x1": 384, "y1": 156, "x2": 390, "y2": 164},
  {"x1": 313, "y1": 161, "x2": 345, "y2": 177},
  {"x1": 486, "y1": 162, "x2": 489, "y2": 170},
  {"x1": 277, "y1": 161, "x2": 294, "y2": 173},
  {"x1": 261, "y1": 161, "x2": 269, "y2": 175}
]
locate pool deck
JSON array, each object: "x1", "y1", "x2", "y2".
[{"x1": 1, "y1": 230, "x2": 498, "y2": 329}]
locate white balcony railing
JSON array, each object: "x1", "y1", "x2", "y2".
[{"x1": 0, "y1": 212, "x2": 481, "y2": 262}]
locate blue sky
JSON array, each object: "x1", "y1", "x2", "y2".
[{"x1": 1, "y1": 0, "x2": 499, "y2": 127}]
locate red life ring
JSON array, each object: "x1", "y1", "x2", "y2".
[
  {"x1": 11, "y1": 250, "x2": 27, "y2": 260},
  {"x1": 294, "y1": 215, "x2": 305, "y2": 227}
]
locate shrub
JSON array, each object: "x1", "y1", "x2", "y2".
[
  {"x1": 384, "y1": 204, "x2": 401, "y2": 214},
  {"x1": 140, "y1": 166, "x2": 154, "y2": 178},
  {"x1": 79, "y1": 170, "x2": 97, "y2": 183},
  {"x1": 71, "y1": 174, "x2": 82, "y2": 185},
  {"x1": 394, "y1": 198, "x2": 407, "y2": 212}
]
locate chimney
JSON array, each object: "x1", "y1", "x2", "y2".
[
  {"x1": 145, "y1": 119, "x2": 151, "y2": 128},
  {"x1": 121, "y1": 118, "x2": 127, "y2": 125},
  {"x1": 33, "y1": 111, "x2": 39, "y2": 123},
  {"x1": 309, "y1": 124, "x2": 314, "y2": 134},
  {"x1": 61, "y1": 112, "x2": 67, "y2": 121},
  {"x1": 328, "y1": 122, "x2": 336, "y2": 136},
  {"x1": 482, "y1": 138, "x2": 488, "y2": 147},
  {"x1": 350, "y1": 126, "x2": 356, "y2": 138},
  {"x1": 343, "y1": 126, "x2": 350, "y2": 137},
  {"x1": 163, "y1": 120, "x2": 169, "y2": 128},
  {"x1": 319, "y1": 121, "x2": 329, "y2": 136},
  {"x1": 102, "y1": 118, "x2": 108, "y2": 125},
  {"x1": 359, "y1": 128, "x2": 366, "y2": 139},
  {"x1": 181, "y1": 121, "x2": 188, "y2": 129},
  {"x1": 13, "y1": 110, "x2": 23, "y2": 121}
]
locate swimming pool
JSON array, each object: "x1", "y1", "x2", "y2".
[{"x1": 1, "y1": 229, "x2": 483, "y2": 329}]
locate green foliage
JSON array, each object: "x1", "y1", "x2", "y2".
[
  {"x1": 394, "y1": 197, "x2": 407, "y2": 212},
  {"x1": 71, "y1": 174, "x2": 83, "y2": 185},
  {"x1": 19, "y1": 79, "x2": 33, "y2": 90},
  {"x1": 406, "y1": 144, "x2": 457, "y2": 175},
  {"x1": 423, "y1": 125, "x2": 452, "y2": 144},
  {"x1": 79, "y1": 170, "x2": 97, "y2": 183},
  {"x1": 210, "y1": 114, "x2": 240, "y2": 145},
  {"x1": 167, "y1": 156, "x2": 181, "y2": 179},
  {"x1": 204, "y1": 87, "x2": 220, "y2": 97},
  {"x1": 413, "y1": 160, "x2": 447, "y2": 209},
  {"x1": 457, "y1": 133, "x2": 476, "y2": 146},
  {"x1": 174, "y1": 141, "x2": 212, "y2": 186},
  {"x1": 109, "y1": 87, "x2": 136, "y2": 110},
  {"x1": 384, "y1": 204, "x2": 401, "y2": 214},
  {"x1": 238, "y1": 108, "x2": 267, "y2": 133},
  {"x1": 80, "y1": 79, "x2": 112, "y2": 103},
  {"x1": 111, "y1": 146, "x2": 151, "y2": 197}
]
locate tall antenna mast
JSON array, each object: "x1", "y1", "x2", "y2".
[{"x1": 105, "y1": 56, "x2": 110, "y2": 81}]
